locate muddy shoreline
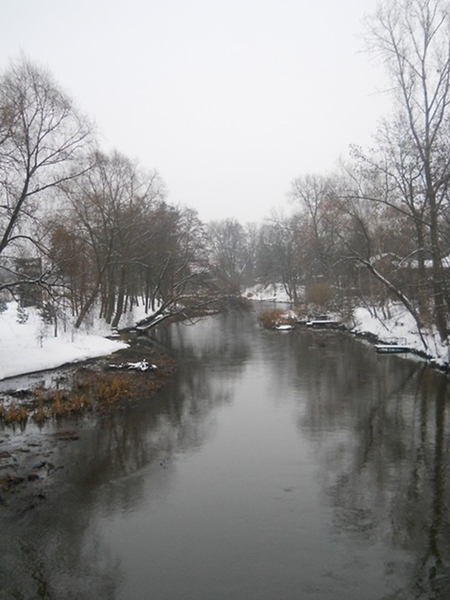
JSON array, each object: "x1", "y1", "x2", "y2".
[{"x1": 0, "y1": 335, "x2": 176, "y2": 514}]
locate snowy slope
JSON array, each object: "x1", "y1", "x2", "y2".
[{"x1": 0, "y1": 302, "x2": 128, "y2": 380}]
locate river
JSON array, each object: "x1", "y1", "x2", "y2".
[{"x1": 1, "y1": 304, "x2": 450, "y2": 599}]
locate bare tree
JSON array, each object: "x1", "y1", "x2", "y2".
[
  {"x1": 0, "y1": 58, "x2": 93, "y2": 299},
  {"x1": 56, "y1": 150, "x2": 218, "y2": 331},
  {"x1": 255, "y1": 214, "x2": 305, "y2": 303},
  {"x1": 289, "y1": 173, "x2": 347, "y2": 282},
  {"x1": 56, "y1": 150, "x2": 165, "y2": 328},
  {"x1": 364, "y1": 0, "x2": 450, "y2": 340},
  {"x1": 134, "y1": 207, "x2": 226, "y2": 331},
  {"x1": 206, "y1": 218, "x2": 249, "y2": 293},
  {"x1": 347, "y1": 120, "x2": 433, "y2": 319}
]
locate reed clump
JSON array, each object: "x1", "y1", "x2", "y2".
[{"x1": 0, "y1": 401, "x2": 28, "y2": 428}]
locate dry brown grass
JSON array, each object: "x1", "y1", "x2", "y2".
[
  {"x1": 0, "y1": 350, "x2": 176, "y2": 428},
  {"x1": 0, "y1": 402, "x2": 28, "y2": 427}
]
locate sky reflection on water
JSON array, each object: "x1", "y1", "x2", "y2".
[{"x1": 1, "y1": 307, "x2": 450, "y2": 599}]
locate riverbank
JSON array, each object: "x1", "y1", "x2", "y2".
[
  {"x1": 0, "y1": 339, "x2": 176, "y2": 513},
  {"x1": 0, "y1": 302, "x2": 178, "y2": 513},
  {"x1": 0, "y1": 301, "x2": 132, "y2": 381},
  {"x1": 270, "y1": 304, "x2": 450, "y2": 371},
  {"x1": 1, "y1": 295, "x2": 448, "y2": 514},
  {"x1": 245, "y1": 284, "x2": 450, "y2": 369}
]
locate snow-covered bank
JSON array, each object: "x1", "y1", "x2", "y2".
[
  {"x1": 352, "y1": 305, "x2": 450, "y2": 366},
  {"x1": 0, "y1": 302, "x2": 129, "y2": 381},
  {"x1": 244, "y1": 285, "x2": 450, "y2": 368},
  {"x1": 2, "y1": 292, "x2": 450, "y2": 382},
  {"x1": 243, "y1": 283, "x2": 292, "y2": 303}
]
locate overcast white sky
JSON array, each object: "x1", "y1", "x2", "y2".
[{"x1": 1, "y1": 0, "x2": 389, "y2": 223}]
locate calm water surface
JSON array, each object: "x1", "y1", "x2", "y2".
[{"x1": 1, "y1": 306, "x2": 450, "y2": 599}]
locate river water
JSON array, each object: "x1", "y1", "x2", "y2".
[{"x1": 1, "y1": 305, "x2": 450, "y2": 599}]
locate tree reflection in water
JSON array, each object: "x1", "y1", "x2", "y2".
[
  {"x1": 1, "y1": 309, "x2": 450, "y2": 599},
  {"x1": 288, "y1": 331, "x2": 450, "y2": 599},
  {"x1": 0, "y1": 315, "x2": 252, "y2": 600}
]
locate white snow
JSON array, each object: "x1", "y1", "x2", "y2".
[
  {"x1": 352, "y1": 305, "x2": 450, "y2": 365},
  {"x1": 0, "y1": 302, "x2": 129, "y2": 381},
  {"x1": 243, "y1": 283, "x2": 293, "y2": 303}
]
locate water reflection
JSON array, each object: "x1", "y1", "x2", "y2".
[
  {"x1": 0, "y1": 314, "x2": 252, "y2": 599},
  {"x1": 1, "y1": 309, "x2": 450, "y2": 599},
  {"x1": 280, "y1": 330, "x2": 450, "y2": 599}
]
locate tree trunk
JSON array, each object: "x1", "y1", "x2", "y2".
[
  {"x1": 428, "y1": 190, "x2": 448, "y2": 341},
  {"x1": 74, "y1": 282, "x2": 100, "y2": 329},
  {"x1": 112, "y1": 267, "x2": 126, "y2": 329}
]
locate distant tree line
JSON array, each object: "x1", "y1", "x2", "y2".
[
  {"x1": 206, "y1": 0, "x2": 450, "y2": 347},
  {"x1": 2, "y1": 0, "x2": 450, "y2": 346}
]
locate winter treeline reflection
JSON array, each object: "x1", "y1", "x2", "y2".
[
  {"x1": 2, "y1": 310, "x2": 450, "y2": 599},
  {"x1": 268, "y1": 327, "x2": 450, "y2": 599},
  {"x1": 0, "y1": 313, "x2": 252, "y2": 600}
]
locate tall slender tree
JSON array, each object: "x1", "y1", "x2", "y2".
[{"x1": 364, "y1": 0, "x2": 450, "y2": 340}]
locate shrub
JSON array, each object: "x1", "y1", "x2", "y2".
[
  {"x1": 305, "y1": 281, "x2": 335, "y2": 309},
  {"x1": 0, "y1": 402, "x2": 28, "y2": 427}
]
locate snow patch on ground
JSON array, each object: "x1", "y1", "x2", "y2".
[
  {"x1": 243, "y1": 283, "x2": 292, "y2": 303},
  {"x1": 0, "y1": 302, "x2": 129, "y2": 381},
  {"x1": 352, "y1": 305, "x2": 450, "y2": 365}
]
